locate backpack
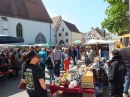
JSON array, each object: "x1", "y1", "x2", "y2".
[{"x1": 119, "y1": 60, "x2": 127, "y2": 76}]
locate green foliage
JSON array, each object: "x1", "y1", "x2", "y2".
[{"x1": 101, "y1": 0, "x2": 129, "y2": 33}]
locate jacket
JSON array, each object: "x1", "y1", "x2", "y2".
[
  {"x1": 71, "y1": 49, "x2": 77, "y2": 57},
  {"x1": 11, "y1": 58, "x2": 22, "y2": 68},
  {"x1": 109, "y1": 55, "x2": 126, "y2": 84},
  {"x1": 120, "y1": 48, "x2": 130, "y2": 67},
  {"x1": 45, "y1": 56, "x2": 54, "y2": 69}
]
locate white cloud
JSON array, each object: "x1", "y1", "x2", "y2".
[{"x1": 47, "y1": 9, "x2": 79, "y2": 25}]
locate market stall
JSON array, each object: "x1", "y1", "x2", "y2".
[
  {"x1": 84, "y1": 39, "x2": 117, "y2": 60},
  {"x1": 50, "y1": 63, "x2": 104, "y2": 97},
  {"x1": 0, "y1": 44, "x2": 17, "y2": 49}
]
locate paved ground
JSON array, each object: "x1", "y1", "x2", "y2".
[{"x1": 0, "y1": 66, "x2": 110, "y2": 97}]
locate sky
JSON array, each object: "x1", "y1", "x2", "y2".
[{"x1": 42, "y1": 0, "x2": 109, "y2": 33}]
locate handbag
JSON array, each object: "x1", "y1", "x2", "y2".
[{"x1": 18, "y1": 80, "x2": 27, "y2": 89}]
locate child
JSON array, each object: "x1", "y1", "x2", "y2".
[
  {"x1": 64, "y1": 48, "x2": 70, "y2": 71},
  {"x1": 83, "y1": 52, "x2": 91, "y2": 65}
]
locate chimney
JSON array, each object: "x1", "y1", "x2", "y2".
[
  {"x1": 103, "y1": 30, "x2": 106, "y2": 39},
  {"x1": 91, "y1": 27, "x2": 94, "y2": 30}
]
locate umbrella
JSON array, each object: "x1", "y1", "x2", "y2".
[{"x1": 73, "y1": 40, "x2": 83, "y2": 45}]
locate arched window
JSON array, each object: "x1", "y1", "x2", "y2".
[
  {"x1": 35, "y1": 33, "x2": 46, "y2": 43},
  {"x1": 16, "y1": 23, "x2": 23, "y2": 38}
]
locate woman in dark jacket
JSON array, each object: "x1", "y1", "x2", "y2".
[
  {"x1": 21, "y1": 51, "x2": 47, "y2": 97},
  {"x1": 45, "y1": 50, "x2": 55, "y2": 84},
  {"x1": 109, "y1": 50, "x2": 126, "y2": 97}
]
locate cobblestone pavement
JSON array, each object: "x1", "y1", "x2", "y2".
[
  {"x1": 102, "y1": 86, "x2": 110, "y2": 97},
  {"x1": 0, "y1": 65, "x2": 113, "y2": 97}
]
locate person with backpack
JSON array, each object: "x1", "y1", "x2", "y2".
[
  {"x1": 109, "y1": 50, "x2": 126, "y2": 97},
  {"x1": 45, "y1": 50, "x2": 55, "y2": 84}
]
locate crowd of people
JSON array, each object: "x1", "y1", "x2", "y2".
[
  {"x1": 0, "y1": 42, "x2": 130, "y2": 97},
  {"x1": 0, "y1": 48, "x2": 22, "y2": 86}
]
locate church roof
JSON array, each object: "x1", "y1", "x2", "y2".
[
  {"x1": 64, "y1": 21, "x2": 80, "y2": 33},
  {"x1": 0, "y1": 0, "x2": 52, "y2": 23}
]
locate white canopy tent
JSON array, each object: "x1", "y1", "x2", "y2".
[
  {"x1": 85, "y1": 39, "x2": 98, "y2": 44},
  {"x1": 85, "y1": 39, "x2": 117, "y2": 60},
  {"x1": 0, "y1": 44, "x2": 17, "y2": 49},
  {"x1": 85, "y1": 39, "x2": 115, "y2": 44},
  {"x1": 18, "y1": 45, "x2": 32, "y2": 47},
  {"x1": 33, "y1": 44, "x2": 49, "y2": 47}
]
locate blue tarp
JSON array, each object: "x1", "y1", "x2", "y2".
[
  {"x1": 0, "y1": 34, "x2": 24, "y2": 43},
  {"x1": 17, "y1": 37, "x2": 24, "y2": 43}
]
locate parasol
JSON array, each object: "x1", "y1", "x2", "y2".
[{"x1": 73, "y1": 40, "x2": 83, "y2": 45}]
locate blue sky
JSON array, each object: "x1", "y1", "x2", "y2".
[{"x1": 42, "y1": 0, "x2": 109, "y2": 33}]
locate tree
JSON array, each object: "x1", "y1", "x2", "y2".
[{"x1": 101, "y1": 0, "x2": 129, "y2": 33}]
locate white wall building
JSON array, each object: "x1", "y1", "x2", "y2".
[
  {"x1": 51, "y1": 16, "x2": 82, "y2": 47},
  {"x1": 85, "y1": 27, "x2": 104, "y2": 42},
  {"x1": 0, "y1": 0, "x2": 55, "y2": 45},
  {"x1": 109, "y1": 33, "x2": 122, "y2": 40}
]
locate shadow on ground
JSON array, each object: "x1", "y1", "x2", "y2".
[{"x1": 0, "y1": 73, "x2": 25, "y2": 97}]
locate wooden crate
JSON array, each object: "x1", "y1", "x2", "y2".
[
  {"x1": 81, "y1": 82, "x2": 94, "y2": 89},
  {"x1": 82, "y1": 71, "x2": 94, "y2": 82},
  {"x1": 83, "y1": 93, "x2": 95, "y2": 97}
]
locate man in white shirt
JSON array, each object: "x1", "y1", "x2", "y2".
[
  {"x1": 86, "y1": 46, "x2": 96, "y2": 62},
  {"x1": 53, "y1": 44, "x2": 62, "y2": 77}
]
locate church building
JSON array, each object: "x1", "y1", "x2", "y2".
[{"x1": 0, "y1": 0, "x2": 55, "y2": 44}]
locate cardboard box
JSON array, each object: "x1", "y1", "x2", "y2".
[
  {"x1": 82, "y1": 71, "x2": 94, "y2": 82},
  {"x1": 52, "y1": 91, "x2": 63, "y2": 97},
  {"x1": 83, "y1": 93, "x2": 95, "y2": 97},
  {"x1": 81, "y1": 82, "x2": 94, "y2": 89}
]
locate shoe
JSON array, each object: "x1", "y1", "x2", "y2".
[{"x1": 123, "y1": 93, "x2": 127, "y2": 97}]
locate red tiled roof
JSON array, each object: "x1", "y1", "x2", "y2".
[{"x1": 0, "y1": 0, "x2": 52, "y2": 23}]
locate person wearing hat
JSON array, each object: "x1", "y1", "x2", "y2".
[
  {"x1": 109, "y1": 50, "x2": 126, "y2": 97},
  {"x1": 21, "y1": 51, "x2": 47, "y2": 97}
]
